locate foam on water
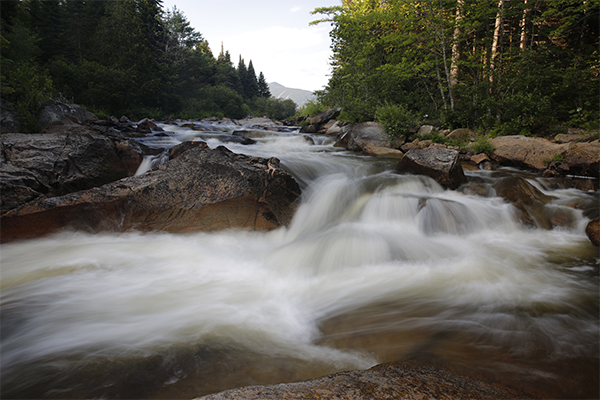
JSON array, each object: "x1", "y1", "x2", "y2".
[{"x1": 1, "y1": 122, "x2": 598, "y2": 399}]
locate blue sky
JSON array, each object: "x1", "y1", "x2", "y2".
[{"x1": 161, "y1": 0, "x2": 340, "y2": 92}]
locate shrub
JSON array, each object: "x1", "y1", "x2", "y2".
[
  {"x1": 471, "y1": 137, "x2": 495, "y2": 156},
  {"x1": 375, "y1": 103, "x2": 418, "y2": 142}
]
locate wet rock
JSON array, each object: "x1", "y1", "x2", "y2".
[
  {"x1": 137, "y1": 118, "x2": 161, "y2": 133},
  {"x1": 586, "y1": 218, "x2": 599, "y2": 247},
  {"x1": 396, "y1": 148, "x2": 467, "y2": 189},
  {"x1": 37, "y1": 99, "x2": 98, "y2": 133},
  {"x1": 1, "y1": 131, "x2": 128, "y2": 214},
  {"x1": 197, "y1": 361, "x2": 535, "y2": 400},
  {"x1": 115, "y1": 139, "x2": 162, "y2": 176},
  {"x1": 492, "y1": 176, "x2": 555, "y2": 229},
  {"x1": 470, "y1": 153, "x2": 490, "y2": 165},
  {"x1": 0, "y1": 145, "x2": 301, "y2": 243}
]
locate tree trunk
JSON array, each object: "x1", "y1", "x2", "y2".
[
  {"x1": 449, "y1": 0, "x2": 464, "y2": 87},
  {"x1": 490, "y1": 0, "x2": 505, "y2": 84},
  {"x1": 519, "y1": 0, "x2": 530, "y2": 50}
]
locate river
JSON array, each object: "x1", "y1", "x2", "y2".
[{"x1": 1, "y1": 121, "x2": 598, "y2": 399}]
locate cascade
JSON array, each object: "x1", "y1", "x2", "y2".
[{"x1": 1, "y1": 121, "x2": 598, "y2": 399}]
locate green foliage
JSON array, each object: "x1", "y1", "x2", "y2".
[
  {"x1": 0, "y1": 0, "x2": 276, "y2": 123},
  {"x1": 254, "y1": 97, "x2": 297, "y2": 120},
  {"x1": 375, "y1": 103, "x2": 418, "y2": 142},
  {"x1": 543, "y1": 153, "x2": 565, "y2": 165},
  {"x1": 313, "y1": 0, "x2": 599, "y2": 134},
  {"x1": 471, "y1": 138, "x2": 496, "y2": 157},
  {"x1": 2, "y1": 60, "x2": 53, "y2": 132},
  {"x1": 297, "y1": 99, "x2": 327, "y2": 118}
]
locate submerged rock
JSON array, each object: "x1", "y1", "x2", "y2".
[
  {"x1": 396, "y1": 148, "x2": 467, "y2": 189},
  {"x1": 492, "y1": 176, "x2": 555, "y2": 229},
  {"x1": 197, "y1": 361, "x2": 536, "y2": 400},
  {"x1": 0, "y1": 145, "x2": 301, "y2": 243},
  {"x1": 586, "y1": 218, "x2": 599, "y2": 247}
]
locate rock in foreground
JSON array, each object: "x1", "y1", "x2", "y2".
[
  {"x1": 197, "y1": 361, "x2": 535, "y2": 400},
  {"x1": 1, "y1": 131, "x2": 129, "y2": 213},
  {"x1": 396, "y1": 148, "x2": 467, "y2": 189},
  {"x1": 0, "y1": 145, "x2": 301, "y2": 243}
]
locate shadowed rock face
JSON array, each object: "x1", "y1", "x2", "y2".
[
  {"x1": 197, "y1": 361, "x2": 536, "y2": 400},
  {"x1": 1, "y1": 132, "x2": 129, "y2": 213},
  {"x1": 0, "y1": 145, "x2": 301, "y2": 243},
  {"x1": 396, "y1": 148, "x2": 467, "y2": 189}
]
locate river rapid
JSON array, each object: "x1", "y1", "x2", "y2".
[{"x1": 1, "y1": 121, "x2": 598, "y2": 399}]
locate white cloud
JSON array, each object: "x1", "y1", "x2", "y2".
[{"x1": 290, "y1": 6, "x2": 302, "y2": 13}]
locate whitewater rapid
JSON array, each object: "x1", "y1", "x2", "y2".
[{"x1": 1, "y1": 121, "x2": 598, "y2": 399}]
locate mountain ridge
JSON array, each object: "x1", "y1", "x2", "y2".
[{"x1": 268, "y1": 82, "x2": 315, "y2": 107}]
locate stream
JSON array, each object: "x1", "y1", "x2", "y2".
[{"x1": 1, "y1": 120, "x2": 598, "y2": 399}]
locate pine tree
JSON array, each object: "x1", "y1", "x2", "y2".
[
  {"x1": 258, "y1": 72, "x2": 271, "y2": 98},
  {"x1": 245, "y1": 60, "x2": 260, "y2": 98}
]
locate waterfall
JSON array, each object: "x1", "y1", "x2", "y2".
[{"x1": 1, "y1": 121, "x2": 598, "y2": 399}]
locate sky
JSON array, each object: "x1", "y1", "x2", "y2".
[{"x1": 161, "y1": 0, "x2": 340, "y2": 92}]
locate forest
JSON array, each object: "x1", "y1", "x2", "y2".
[
  {"x1": 0, "y1": 0, "x2": 297, "y2": 132},
  {"x1": 311, "y1": 0, "x2": 599, "y2": 136}
]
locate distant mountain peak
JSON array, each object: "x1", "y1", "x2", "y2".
[{"x1": 268, "y1": 82, "x2": 315, "y2": 107}]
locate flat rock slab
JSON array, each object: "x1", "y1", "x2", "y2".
[
  {"x1": 0, "y1": 145, "x2": 301, "y2": 243},
  {"x1": 197, "y1": 361, "x2": 535, "y2": 400}
]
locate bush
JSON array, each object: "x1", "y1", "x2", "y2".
[
  {"x1": 375, "y1": 103, "x2": 419, "y2": 142},
  {"x1": 471, "y1": 137, "x2": 495, "y2": 156},
  {"x1": 2, "y1": 60, "x2": 54, "y2": 132}
]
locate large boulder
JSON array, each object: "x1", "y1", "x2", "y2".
[
  {"x1": 310, "y1": 107, "x2": 342, "y2": 126},
  {"x1": 1, "y1": 131, "x2": 129, "y2": 214},
  {"x1": 335, "y1": 122, "x2": 392, "y2": 153},
  {"x1": 197, "y1": 361, "x2": 536, "y2": 400},
  {"x1": 37, "y1": 99, "x2": 98, "y2": 133},
  {"x1": 490, "y1": 135, "x2": 567, "y2": 170},
  {"x1": 492, "y1": 176, "x2": 555, "y2": 229},
  {"x1": 562, "y1": 142, "x2": 600, "y2": 177},
  {"x1": 300, "y1": 107, "x2": 342, "y2": 133},
  {"x1": 0, "y1": 145, "x2": 301, "y2": 243},
  {"x1": 396, "y1": 148, "x2": 467, "y2": 189}
]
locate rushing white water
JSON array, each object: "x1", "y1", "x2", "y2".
[{"x1": 1, "y1": 122, "x2": 598, "y2": 399}]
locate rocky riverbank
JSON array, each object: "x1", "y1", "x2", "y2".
[{"x1": 2, "y1": 100, "x2": 599, "y2": 246}]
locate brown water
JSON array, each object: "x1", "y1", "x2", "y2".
[{"x1": 1, "y1": 123, "x2": 598, "y2": 399}]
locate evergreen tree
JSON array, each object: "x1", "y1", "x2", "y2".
[
  {"x1": 245, "y1": 60, "x2": 260, "y2": 99},
  {"x1": 258, "y1": 72, "x2": 271, "y2": 98}
]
